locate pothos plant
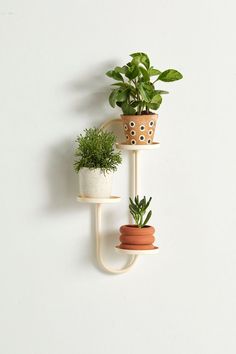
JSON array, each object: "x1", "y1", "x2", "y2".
[{"x1": 106, "y1": 52, "x2": 183, "y2": 115}]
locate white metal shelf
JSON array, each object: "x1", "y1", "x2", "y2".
[{"x1": 116, "y1": 142, "x2": 159, "y2": 150}]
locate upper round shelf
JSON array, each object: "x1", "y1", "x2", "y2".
[
  {"x1": 116, "y1": 142, "x2": 159, "y2": 151},
  {"x1": 77, "y1": 196, "x2": 121, "y2": 204}
]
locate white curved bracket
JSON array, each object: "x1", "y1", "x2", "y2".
[
  {"x1": 95, "y1": 203, "x2": 138, "y2": 274},
  {"x1": 97, "y1": 118, "x2": 139, "y2": 274}
]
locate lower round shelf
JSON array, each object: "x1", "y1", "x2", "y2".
[
  {"x1": 77, "y1": 196, "x2": 121, "y2": 204},
  {"x1": 115, "y1": 246, "x2": 159, "y2": 255}
]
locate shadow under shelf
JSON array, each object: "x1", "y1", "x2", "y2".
[
  {"x1": 116, "y1": 142, "x2": 159, "y2": 150},
  {"x1": 115, "y1": 246, "x2": 159, "y2": 255},
  {"x1": 77, "y1": 196, "x2": 121, "y2": 204}
]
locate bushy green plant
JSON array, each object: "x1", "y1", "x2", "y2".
[
  {"x1": 106, "y1": 52, "x2": 183, "y2": 115},
  {"x1": 129, "y1": 196, "x2": 152, "y2": 228},
  {"x1": 74, "y1": 128, "x2": 122, "y2": 174}
]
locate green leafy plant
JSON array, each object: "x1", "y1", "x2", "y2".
[
  {"x1": 74, "y1": 128, "x2": 122, "y2": 174},
  {"x1": 106, "y1": 52, "x2": 183, "y2": 115},
  {"x1": 129, "y1": 196, "x2": 152, "y2": 228}
]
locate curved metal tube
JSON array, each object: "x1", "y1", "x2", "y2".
[
  {"x1": 95, "y1": 203, "x2": 138, "y2": 274},
  {"x1": 94, "y1": 118, "x2": 138, "y2": 274}
]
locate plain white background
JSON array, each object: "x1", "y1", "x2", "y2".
[{"x1": 0, "y1": 0, "x2": 236, "y2": 353}]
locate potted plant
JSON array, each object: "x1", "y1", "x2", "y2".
[
  {"x1": 118, "y1": 196, "x2": 157, "y2": 250},
  {"x1": 106, "y1": 52, "x2": 183, "y2": 145},
  {"x1": 74, "y1": 128, "x2": 122, "y2": 198}
]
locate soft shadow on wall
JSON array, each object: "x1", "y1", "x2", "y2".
[
  {"x1": 77, "y1": 206, "x2": 127, "y2": 275},
  {"x1": 67, "y1": 61, "x2": 119, "y2": 125},
  {"x1": 45, "y1": 60, "x2": 131, "y2": 272},
  {"x1": 46, "y1": 61, "x2": 119, "y2": 214},
  {"x1": 45, "y1": 138, "x2": 78, "y2": 213}
]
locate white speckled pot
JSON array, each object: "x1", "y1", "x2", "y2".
[{"x1": 79, "y1": 168, "x2": 113, "y2": 198}]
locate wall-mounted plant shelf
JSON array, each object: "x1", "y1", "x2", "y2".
[{"x1": 77, "y1": 118, "x2": 160, "y2": 274}]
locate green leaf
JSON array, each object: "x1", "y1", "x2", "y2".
[
  {"x1": 111, "y1": 82, "x2": 129, "y2": 87},
  {"x1": 155, "y1": 90, "x2": 169, "y2": 95},
  {"x1": 139, "y1": 66, "x2": 150, "y2": 82},
  {"x1": 117, "y1": 89, "x2": 129, "y2": 102},
  {"x1": 122, "y1": 65, "x2": 129, "y2": 73},
  {"x1": 121, "y1": 102, "x2": 136, "y2": 115},
  {"x1": 109, "y1": 88, "x2": 130, "y2": 107},
  {"x1": 137, "y1": 83, "x2": 149, "y2": 101},
  {"x1": 142, "y1": 210, "x2": 152, "y2": 227},
  {"x1": 130, "y1": 87, "x2": 137, "y2": 97},
  {"x1": 129, "y1": 197, "x2": 136, "y2": 207},
  {"x1": 146, "y1": 197, "x2": 152, "y2": 210},
  {"x1": 130, "y1": 204, "x2": 138, "y2": 213},
  {"x1": 147, "y1": 102, "x2": 160, "y2": 110},
  {"x1": 130, "y1": 101, "x2": 141, "y2": 108},
  {"x1": 158, "y1": 69, "x2": 183, "y2": 82},
  {"x1": 140, "y1": 197, "x2": 146, "y2": 212},
  {"x1": 135, "y1": 216, "x2": 140, "y2": 226},
  {"x1": 138, "y1": 82, "x2": 154, "y2": 102},
  {"x1": 130, "y1": 205, "x2": 139, "y2": 214},
  {"x1": 130, "y1": 52, "x2": 150, "y2": 69},
  {"x1": 114, "y1": 66, "x2": 127, "y2": 74},
  {"x1": 109, "y1": 89, "x2": 119, "y2": 108},
  {"x1": 111, "y1": 83, "x2": 135, "y2": 96},
  {"x1": 151, "y1": 94, "x2": 162, "y2": 105},
  {"x1": 148, "y1": 68, "x2": 161, "y2": 76},
  {"x1": 125, "y1": 64, "x2": 139, "y2": 80},
  {"x1": 106, "y1": 70, "x2": 124, "y2": 81},
  {"x1": 137, "y1": 102, "x2": 143, "y2": 114}
]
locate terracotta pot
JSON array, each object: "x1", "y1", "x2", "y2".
[
  {"x1": 118, "y1": 224, "x2": 156, "y2": 250},
  {"x1": 120, "y1": 235, "x2": 155, "y2": 245},
  {"x1": 119, "y1": 244, "x2": 155, "y2": 250},
  {"x1": 121, "y1": 114, "x2": 158, "y2": 145},
  {"x1": 120, "y1": 225, "x2": 155, "y2": 235}
]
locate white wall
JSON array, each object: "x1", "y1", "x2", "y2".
[{"x1": 1, "y1": 0, "x2": 236, "y2": 353}]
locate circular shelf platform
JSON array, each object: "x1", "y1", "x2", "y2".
[
  {"x1": 116, "y1": 142, "x2": 159, "y2": 151},
  {"x1": 77, "y1": 196, "x2": 121, "y2": 204},
  {"x1": 115, "y1": 246, "x2": 159, "y2": 255}
]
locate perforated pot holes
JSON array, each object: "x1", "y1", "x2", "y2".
[
  {"x1": 129, "y1": 121, "x2": 135, "y2": 128},
  {"x1": 139, "y1": 135, "x2": 145, "y2": 142}
]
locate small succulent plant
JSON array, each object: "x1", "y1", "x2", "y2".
[{"x1": 129, "y1": 195, "x2": 152, "y2": 228}]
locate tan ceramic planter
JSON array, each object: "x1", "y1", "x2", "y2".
[
  {"x1": 118, "y1": 224, "x2": 156, "y2": 250},
  {"x1": 121, "y1": 114, "x2": 158, "y2": 145}
]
